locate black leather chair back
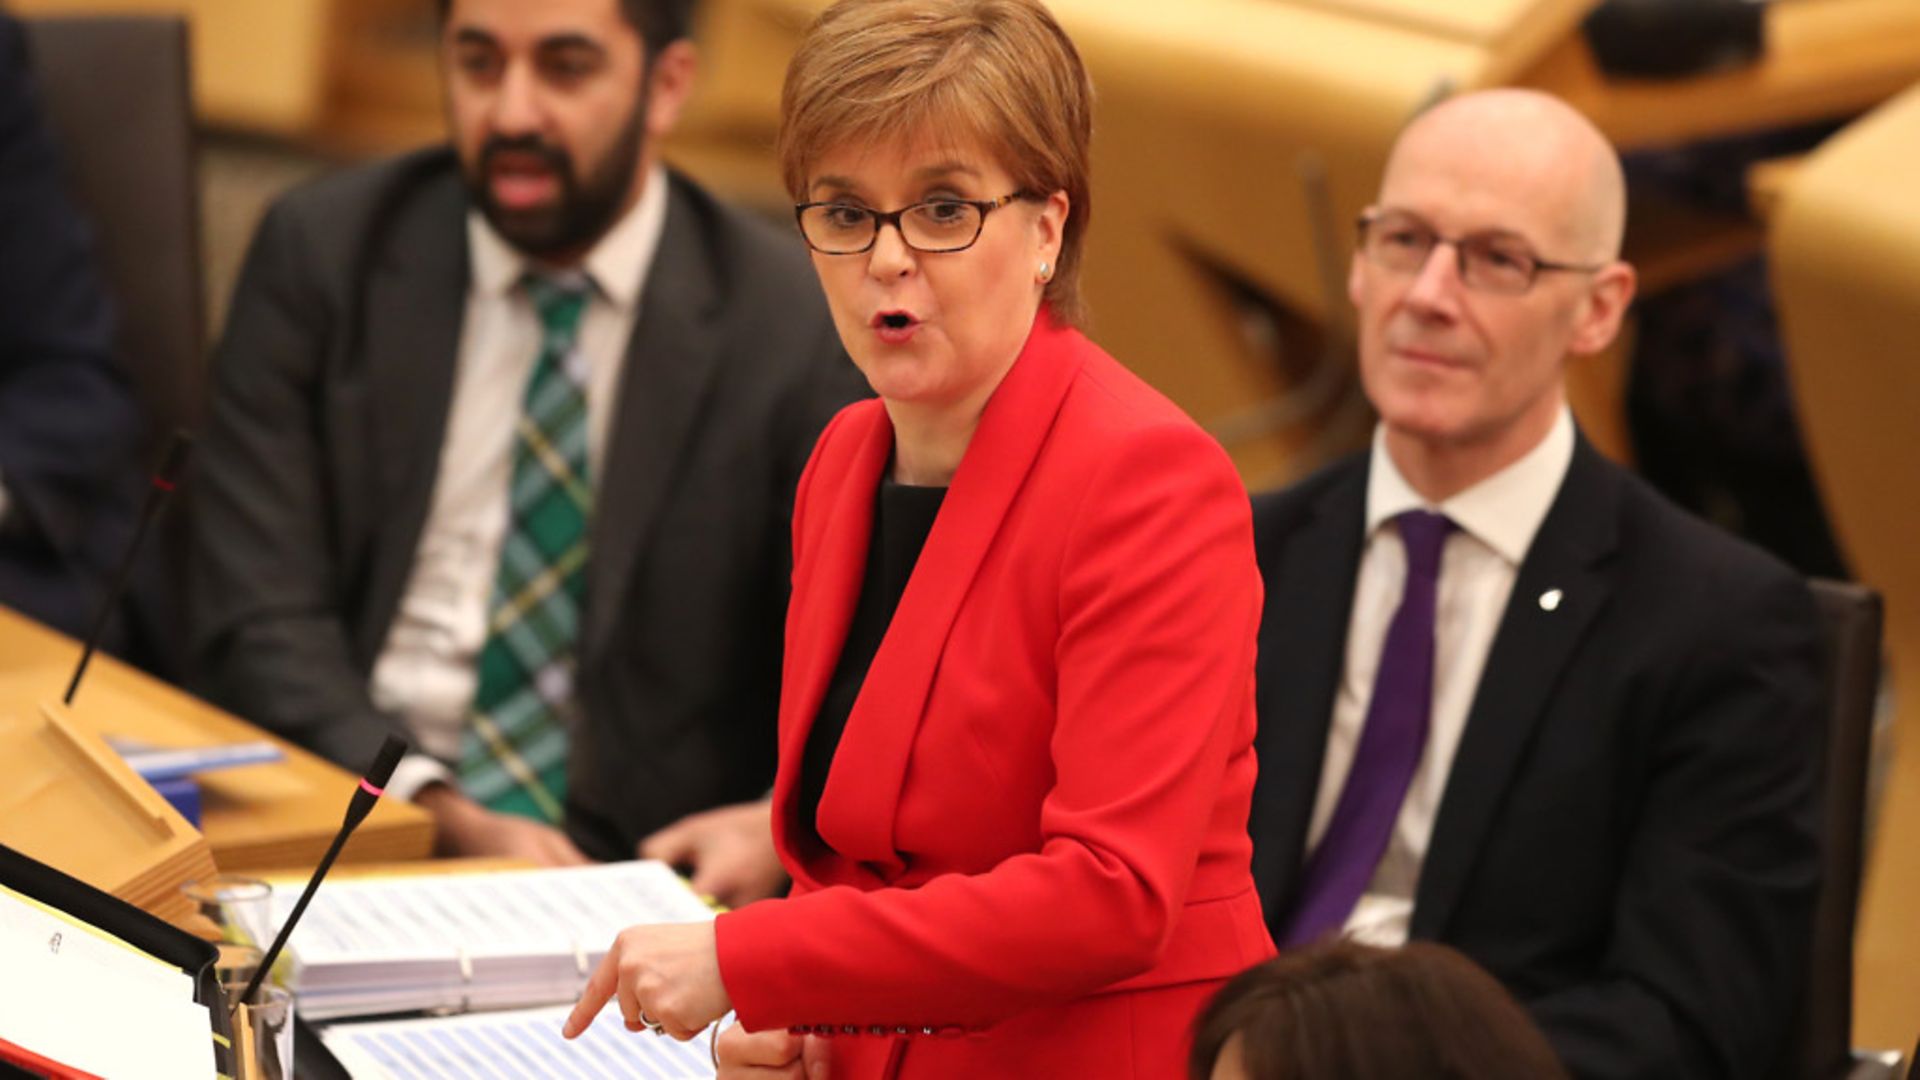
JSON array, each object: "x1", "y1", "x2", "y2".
[
  {"x1": 20, "y1": 15, "x2": 203, "y2": 679},
  {"x1": 1798, "y1": 579, "x2": 1884, "y2": 1080},
  {"x1": 22, "y1": 15, "x2": 203, "y2": 452}
]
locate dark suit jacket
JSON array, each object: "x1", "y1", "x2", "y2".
[
  {"x1": 1250, "y1": 436, "x2": 1823, "y2": 1080},
  {"x1": 189, "y1": 149, "x2": 863, "y2": 858},
  {"x1": 0, "y1": 14, "x2": 140, "y2": 637}
]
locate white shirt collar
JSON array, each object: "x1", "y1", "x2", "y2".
[
  {"x1": 1365, "y1": 406, "x2": 1576, "y2": 566},
  {"x1": 465, "y1": 162, "x2": 669, "y2": 311}
]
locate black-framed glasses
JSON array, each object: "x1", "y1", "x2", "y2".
[
  {"x1": 1357, "y1": 209, "x2": 1606, "y2": 295},
  {"x1": 795, "y1": 192, "x2": 1029, "y2": 255}
]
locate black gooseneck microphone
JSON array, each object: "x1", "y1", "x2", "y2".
[
  {"x1": 64, "y1": 429, "x2": 194, "y2": 706},
  {"x1": 232, "y1": 733, "x2": 409, "y2": 1015}
]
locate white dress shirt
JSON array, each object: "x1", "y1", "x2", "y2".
[
  {"x1": 1307, "y1": 406, "x2": 1575, "y2": 945},
  {"x1": 370, "y1": 165, "x2": 669, "y2": 801}
]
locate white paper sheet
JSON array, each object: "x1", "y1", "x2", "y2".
[
  {"x1": 0, "y1": 880, "x2": 196, "y2": 999},
  {"x1": 252, "y1": 860, "x2": 712, "y2": 963},
  {"x1": 322, "y1": 1003, "x2": 719, "y2": 1080},
  {"x1": 0, "y1": 933, "x2": 214, "y2": 1079}
]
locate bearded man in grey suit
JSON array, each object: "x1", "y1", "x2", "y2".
[{"x1": 192, "y1": 0, "x2": 862, "y2": 899}]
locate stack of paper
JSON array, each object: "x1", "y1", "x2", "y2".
[{"x1": 236, "y1": 861, "x2": 714, "y2": 1020}]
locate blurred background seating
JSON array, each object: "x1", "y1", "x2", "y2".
[
  {"x1": 1802, "y1": 579, "x2": 1897, "y2": 1080},
  {"x1": 22, "y1": 14, "x2": 201, "y2": 678},
  {"x1": 4, "y1": 0, "x2": 1917, "y2": 1061},
  {"x1": 24, "y1": 15, "x2": 203, "y2": 456},
  {"x1": 1774, "y1": 83, "x2": 1920, "y2": 1067}
]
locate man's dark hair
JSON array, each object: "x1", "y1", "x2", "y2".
[{"x1": 435, "y1": 0, "x2": 698, "y2": 55}]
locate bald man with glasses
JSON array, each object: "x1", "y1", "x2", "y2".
[{"x1": 1248, "y1": 90, "x2": 1822, "y2": 1079}]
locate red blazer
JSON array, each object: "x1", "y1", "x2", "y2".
[{"x1": 715, "y1": 313, "x2": 1273, "y2": 1078}]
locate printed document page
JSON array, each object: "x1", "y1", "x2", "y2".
[
  {"x1": 251, "y1": 860, "x2": 712, "y2": 963},
  {"x1": 323, "y1": 1002, "x2": 719, "y2": 1080}
]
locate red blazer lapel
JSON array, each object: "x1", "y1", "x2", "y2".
[
  {"x1": 772, "y1": 403, "x2": 893, "y2": 878},
  {"x1": 816, "y1": 313, "x2": 1084, "y2": 874}
]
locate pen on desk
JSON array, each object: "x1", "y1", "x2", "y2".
[{"x1": 116, "y1": 741, "x2": 285, "y2": 782}]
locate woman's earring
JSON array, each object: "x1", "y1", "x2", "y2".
[{"x1": 1037, "y1": 261, "x2": 1052, "y2": 283}]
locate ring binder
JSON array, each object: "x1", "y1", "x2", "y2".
[
  {"x1": 456, "y1": 947, "x2": 475, "y2": 1016},
  {"x1": 0, "y1": 842, "x2": 237, "y2": 1078},
  {"x1": 239, "y1": 861, "x2": 712, "y2": 1020}
]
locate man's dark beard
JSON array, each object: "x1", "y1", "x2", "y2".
[{"x1": 464, "y1": 106, "x2": 647, "y2": 259}]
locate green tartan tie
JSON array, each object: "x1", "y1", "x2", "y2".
[{"x1": 458, "y1": 274, "x2": 593, "y2": 822}]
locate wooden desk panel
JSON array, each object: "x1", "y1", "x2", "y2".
[
  {"x1": 1520, "y1": 0, "x2": 1920, "y2": 149},
  {"x1": 7, "y1": 0, "x2": 333, "y2": 133},
  {"x1": 1772, "y1": 85, "x2": 1920, "y2": 1054},
  {"x1": 0, "y1": 607, "x2": 432, "y2": 873}
]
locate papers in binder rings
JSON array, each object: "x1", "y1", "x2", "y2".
[
  {"x1": 322, "y1": 1003, "x2": 720, "y2": 1080},
  {"x1": 232, "y1": 860, "x2": 714, "y2": 1021}
]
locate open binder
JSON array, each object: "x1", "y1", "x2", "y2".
[
  {"x1": 237, "y1": 861, "x2": 715, "y2": 1022},
  {"x1": 0, "y1": 841, "x2": 236, "y2": 1080}
]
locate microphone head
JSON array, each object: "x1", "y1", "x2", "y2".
[{"x1": 365, "y1": 734, "x2": 408, "y2": 789}]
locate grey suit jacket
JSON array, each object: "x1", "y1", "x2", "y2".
[
  {"x1": 1250, "y1": 436, "x2": 1823, "y2": 1080},
  {"x1": 190, "y1": 148, "x2": 864, "y2": 858}
]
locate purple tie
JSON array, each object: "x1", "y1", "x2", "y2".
[{"x1": 1283, "y1": 509, "x2": 1453, "y2": 947}]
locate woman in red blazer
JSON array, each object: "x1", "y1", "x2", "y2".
[{"x1": 566, "y1": 1, "x2": 1274, "y2": 1075}]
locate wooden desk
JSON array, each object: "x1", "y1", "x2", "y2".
[
  {"x1": 255, "y1": 855, "x2": 531, "y2": 888},
  {"x1": 0, "y1": 607, "x2": 432, "y2": 873},
  {"x1": 1772, "y1": 85, "x2": 1920, "y2": 1054},
  {"x1": 1520, "y1": 0, "x2": 1920, "y2": 150}
]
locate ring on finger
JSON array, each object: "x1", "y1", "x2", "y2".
[{"x1": 638, "y1": 1006, "x2": 666, "y2": 1036}]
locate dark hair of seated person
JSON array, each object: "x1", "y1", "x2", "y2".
[{"x1": 1189, "y1": 940, "x2": 1570, "y2": 1080}]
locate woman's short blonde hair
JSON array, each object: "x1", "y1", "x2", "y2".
[{"x1": 778, "y1": 0, "x2": 1095, "y2": 325}]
